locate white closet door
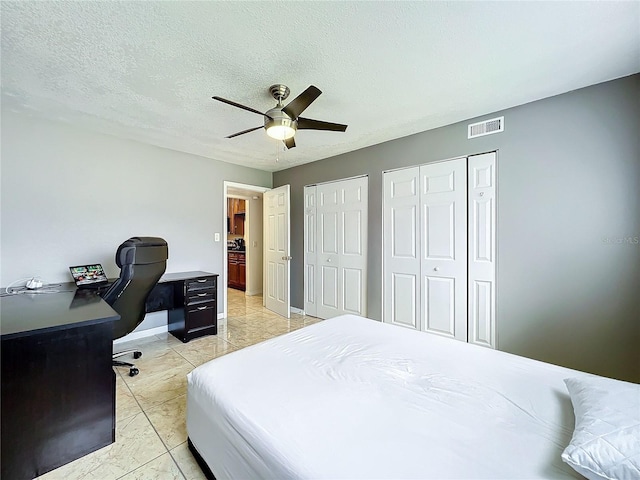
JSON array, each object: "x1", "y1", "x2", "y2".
[
  {"x1": 339, "y1": 176, "x2": 367, "y2": 316},
  {"x1": 316, "y1": 177, "x2": 368, "y2": 319},
  {"x1": 420, "y1": 159, "x2": 468, "y2": 341},
  {"x1": 383, "y1": 167, "x2": 421, "y2": 330},
  {"x1": 316, "y1": 182, "x2": 341, "y2": 318},
  {"x1": 303, "y1": 186, "x2": 317, "y2": 317},
  {"x1": 468, "y1": 152, "x2": 496, "y2": 348}
]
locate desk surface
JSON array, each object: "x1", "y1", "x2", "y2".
[
  {"x1": 0, "y1": 289, "x2": 119, "y2": 339},
  {"x1": 0, "y1": 271, "x2": 216, "y2": 339},
  {"x1": 160, "y1": 271, "x2": 217, "y2": 282}
]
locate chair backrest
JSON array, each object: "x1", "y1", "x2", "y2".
[{"x1": 102, "y1": 237, "x2": 168, "y2": 340}]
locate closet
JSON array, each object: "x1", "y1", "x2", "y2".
[
  {"x1": 304, "y1": 176, "x2": 368, "y2": 319},
  {"x1": 383, "y1": 152, "x2": 496, "y2": 347}
]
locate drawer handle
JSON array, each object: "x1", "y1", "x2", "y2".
[
  {"x1": 197, "y1": 306, "x2": 207, "y2": 311},
  {"x1": 197, "y1": 279, "x2": 207, "y2": 283},
  {"x1": 197, "y1": 293, "x2": 207, "y2": 297}
]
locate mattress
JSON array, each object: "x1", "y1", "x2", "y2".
[{"x1": 187, "y1": 315, "x2": 583, "y2": 479}]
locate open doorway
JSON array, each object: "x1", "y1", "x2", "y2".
[{"x1": 223, "y1": 182, "x2": 270, "y2": 320}]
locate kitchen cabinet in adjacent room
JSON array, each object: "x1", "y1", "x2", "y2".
[
  {"x1": 228, "y1": 251, "x2": 246, "y2": 291},
  {"x1": 227, "y1": 198, "x2": 245, "y2": 236}
]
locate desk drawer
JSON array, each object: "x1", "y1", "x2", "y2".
[
  {"x1": 187, "y1": 290, "x2": 215, "y2": 305},
  {"x1": 187, "y1": 277, "x2": 216, "y2": 291},
  {"x1": 186, "y1": 303, "x2": 216, "y2": 330}
]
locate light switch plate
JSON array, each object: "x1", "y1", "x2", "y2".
[{"x1": 214, "y1": 233, "x2": 220, "y2": 242}]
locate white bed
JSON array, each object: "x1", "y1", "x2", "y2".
[{"x1": 187, "y1": 314, "x2": 584, "y2": 479}]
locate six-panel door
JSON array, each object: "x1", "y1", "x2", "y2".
[{"x1": 264, "y1": 185, "x2": 291, "y2": 318}]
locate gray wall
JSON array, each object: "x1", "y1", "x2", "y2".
[
  {"x1": 1, "y1": 111, "x2": 272, "y2": 329},
  {"x1": 274, "y1": 74, "x2": 640, "y2": 382}
]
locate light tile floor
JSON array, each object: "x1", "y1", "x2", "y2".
[{"x1": 37, "y1": 289, "x2": 322, "y2": 480}]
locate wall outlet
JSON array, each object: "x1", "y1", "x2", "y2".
[
  {"x1": 214, "y1": 233, "x2": 220, "y2": 242},
  {"x1": 253, "y1": 241, "x2": 258, "y2": 248}
]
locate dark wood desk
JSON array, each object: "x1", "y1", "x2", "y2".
[
  {"x1": 0, "y1": 271, "x2": 217, "y2": 478},
  {"x1": 1, "y1": 289, "x2": 120, "y2": 480}
]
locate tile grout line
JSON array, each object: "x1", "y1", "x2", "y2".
[
  {"x1": 113, "y1": 450, "x2": 185, "y2": 480},
  {"x1": 116, "y1": 357, "x2": 187, "y2": 478},
  {"x1": 167, "y1": 442, "x2": 192, "y2": 480}
]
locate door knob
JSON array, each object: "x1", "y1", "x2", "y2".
[
  {"x1": 282, "y1": 256, "x2": 292, "y2": 261},
  {"x1": 434, "y1": 267, "x2": 439, "y2": 272},
  {"x1": 327, "y1": 258, "x2": 332, "y2": 262}
]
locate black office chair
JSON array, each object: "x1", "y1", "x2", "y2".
[{"x1": 103, "y1": 237, "x2": 168, "y2": 376}]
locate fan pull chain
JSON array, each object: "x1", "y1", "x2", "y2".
[{"x1": 275, "y1": 140, "x2": 287, "y2": 163}]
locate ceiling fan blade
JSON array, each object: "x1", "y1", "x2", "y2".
[
  {"x1": 212, "y1": 96, "x2": 271, "y2": 119},
  {"x1": 282, "y1": 86, "x2": 322, "y2": 119},
  {"x1": 226, "y1": 126, "x2": 263, "y2": 139},
  {"x1": 297, "y1": 117, "x2": 348, "y2": 132},
  {"x1": 284, "y1": 137, "x2": 296, "y2": 149}
]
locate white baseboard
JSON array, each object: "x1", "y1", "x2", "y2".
[
  {"x1": 245, "y1": 289, "x2": 262, "y2": 296},
  {"x1": 114, "y1": 325, "x2": 168, "y2": 344},
  {"x1": 114, "y1": 312, "x2": 226, "y2": 344}
]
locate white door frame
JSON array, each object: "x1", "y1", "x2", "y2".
[{"x1": 222, "y1": 181, "x2": 270, "y2": 321}]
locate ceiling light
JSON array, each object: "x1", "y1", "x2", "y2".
[
  {"x1": 264, "y1": 108, "x2": 296, "y2": 140},
  {"x1": 266, "y1": 124, "x2": 295, "y2": 140}
]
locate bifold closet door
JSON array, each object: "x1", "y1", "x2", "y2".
[
  {"x1": 305, "y1": 176, "x2": 368, "y2": 319},
  {"x1": 419, "y1": 158, "x2": 468, "y2": 341},
  {"x1": 383, "y1": 160, "x2": 466, "y2": 337},
  {"x1": 384, "y1": 153, "x2": 495, "y2": 347},
  {"x1": 468, "y1": 152, "x2": 496, "y2": 348},
  {"x1": 303, "y1": 187, "x2": 317, "y2": 317},
  {"x1": 383, "y1": 167, "x2": 421, "y2": 329}
]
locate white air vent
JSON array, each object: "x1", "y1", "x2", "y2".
[{"x1": 468, "y1": 116, "x2": 504, "y2": 139}]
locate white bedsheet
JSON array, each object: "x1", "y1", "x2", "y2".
[{"x1": 187, "y1": 315, "x2": 583, "y2": 479}]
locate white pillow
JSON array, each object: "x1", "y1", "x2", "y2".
[{"x1": 562, "y1": 375, "x2": 640, "y2": 480}]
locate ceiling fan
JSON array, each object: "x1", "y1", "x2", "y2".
[{"x1": 212, "y1": 84, "x2": 347, "y2": 149}]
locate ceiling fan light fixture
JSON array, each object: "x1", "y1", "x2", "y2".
[
  {"x1": 266, "y1": 124, "x2": 295, "y2": 140},
  {"x1": 214, "y1": 85, "x2": 347, "y2": 148},
  {"x1": 264, "y1": 108, "x2": 296, "y2": 140}
]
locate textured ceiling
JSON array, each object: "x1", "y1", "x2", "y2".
[{"x1": 2, "y1": 1, "x2": 639, "y2": 172}]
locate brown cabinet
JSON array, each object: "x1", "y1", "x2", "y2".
[
  {"x1": 228, "y1": 252, "x2": 246, "y2": 291},
  {"x1": 239, "y1": 262, "x2": 246, "y2": 287},
  {"x1": 234, "y1": 216, "x2": 245, "y2": 236},
  {"x1": 227, "y1": 198, "x2": 245, "y2": 235},
  {"x1": 166, "y1": 273, "x2": 218, "y2": 342}
]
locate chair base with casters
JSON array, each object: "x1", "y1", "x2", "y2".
[{"x1": 113, "y1": 349, "x2": 143, "y2": 376}]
